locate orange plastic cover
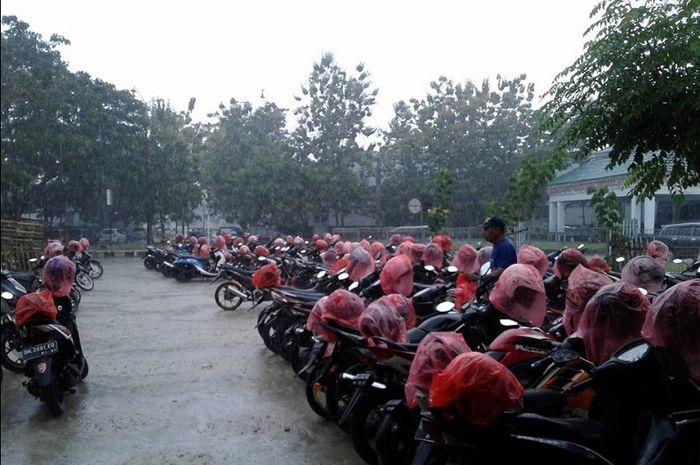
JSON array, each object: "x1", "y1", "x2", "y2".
[
  {"x1": 517, "y1": 245, "x2": 548, "y2": 278},
  {"x1": 642, "y1": 279, "x2": 699, "y2": 382},
  {"x1": 380, "y1": 255, "x2": 413, "y2": 297},
  {"x1": 429, "y1": 351, "x2": 524, "y2": 427},
  {"x1": 252, "y1": 263, "x2": 281, "y2": 289},
  {"x1": 578, "y1": 282, "x2": 649, "y2": 365},
  {"x1": 15, "y1": 289, "x2": 58, "y2": 328},
  {"x1": 489, "y1": 264, "x2": 546, "y2": 326},
  {"x1": 563, "y1": 265, "x2": 613, "y2": 335},
  {"x1": 405, "y1": 332, "x2": 470, "y2": 408}
]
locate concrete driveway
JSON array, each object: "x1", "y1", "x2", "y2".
[{"x1": 1, "y1": 258, "x2": 364, "y2": 465}]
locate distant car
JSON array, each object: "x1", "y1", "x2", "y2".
[
  {"x1": 99, "y1": 228, "x2": 126, "y2": 244},
  {"x1": 217, "y1": 225, "x2": 243, "y2": 237},
  {"x1": 130, "y1": 227, "x2": 146, "y2": 241},
  {"x1": 656, "y1": 222, "x2": 700, "y2": 259}
]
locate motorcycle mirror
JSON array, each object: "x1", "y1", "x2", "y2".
[
  {"x1": 446, "y1": 265, "x2": 458, "y2": 273},
  {"x1": 316, "y1": 270, "x2": 327, "y2": 279},
  {"x1": 424, "y1": 265, "x2": 435, "y2": 272},
  {"x1": 550, "y1": 348, "x2": 579, "y2": 364},
  {"x1": 436, "y1": 301, "x2": 455, "y2": 313},
  {"x1": 499, "y1": 319, "x2": 519, "y2": 327},
  {"x1": 479, "y1": 262, "x2": 491, "y2": 276},
  {"x1": 338, "y1": 272, "x2": 350, "y2": 281},
  {"x1": 348, "y1": 281, "x2": 359, "y2": 291},
  {"x1": 1, "y1": 291, "x2": 13, "y2": 300},
  {"x1": 672, "y1": 258, "x2": 683, "y2": 264},
  {"x1": 615, "y1": 256, "x2": 626, "y2": 263},
  {"x1": 614, "y1": 340, "x2": 651, "y2": 363}
]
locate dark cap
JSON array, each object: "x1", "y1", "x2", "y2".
[{"x1": 481, "y1": 217, "x2": 506, "y2": 230}]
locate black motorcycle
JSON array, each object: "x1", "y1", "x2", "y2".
[
  {"x1": 1, "y1": 270, "x2": 27, "y2": 372},
  {"x1": 19, "y1": 296, "x2": 88, "y2": 417}
]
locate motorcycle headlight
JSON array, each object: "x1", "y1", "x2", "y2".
[
  {"x1": 8, "y1": 277, "x2": 26, "y2": 294},
  {"x1": 1, "y1": 291, "x2": 14, "y2": 300}
]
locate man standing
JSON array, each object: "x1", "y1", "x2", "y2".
[{"x1": 480, "y1": 217, "x2": 516, "y2": 282}]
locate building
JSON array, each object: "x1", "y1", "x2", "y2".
[{"x1": 547, "y1": 149, "x2": 700, "y2": 235}]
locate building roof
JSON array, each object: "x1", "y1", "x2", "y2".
[{"x1": 549, "y1": 149, "x2": 628, "y2": 186}]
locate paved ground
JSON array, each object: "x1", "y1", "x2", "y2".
[{"x1": 1, "y1": 258, "x2": 364, "y2": 465}]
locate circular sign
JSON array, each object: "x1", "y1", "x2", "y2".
[{"x1": 408, "y1": 198, "x2": 422, "y2": 214}]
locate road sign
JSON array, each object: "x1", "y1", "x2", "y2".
[{"x1": 408, "y1": 198, "x2": 422, "y2": 214}]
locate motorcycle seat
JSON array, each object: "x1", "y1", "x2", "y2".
[
  {"x1": 505, "y1": 413, "x2": 610, "y2": 450},
  {"x1": 407, "y1": 313, "x2": 462, "y2": 343},
  {"x1": 277, "y1": 287, "x2": 326, "y2": 302},
  {"x1": 4, "y1": 271, "x2": 36, "y2": 288}
]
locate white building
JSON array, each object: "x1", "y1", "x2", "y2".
[{"x1": 547, "y1": 150, "x2": 700, "y2": 235}]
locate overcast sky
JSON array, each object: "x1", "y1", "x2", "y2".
[{"x1": 2, "y1": 0, "x2": 598, "y2": 128}]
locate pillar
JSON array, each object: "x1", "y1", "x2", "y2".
[
  {"x1": 630, "y1": 196, "x2": 642, "y2": 236},
  {"x1": 556, "y1": 202, "x2": 565, "y2": 233},
  {"x1": 643, "y1": 197, "x2": 656, "y2": 235},
  {"x1": 548, "y1": 201, "x2": 557, "y2": 233}
]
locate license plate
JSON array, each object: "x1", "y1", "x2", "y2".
[{"x1": 22, "y1": 340, "x2": 58, "y2": 361}]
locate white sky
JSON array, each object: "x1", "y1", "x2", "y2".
[{"x1": 1, "y1": 0, "x2": 598, "y2": 128}]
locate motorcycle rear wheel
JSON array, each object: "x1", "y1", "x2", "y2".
[
  {"x1": 45, "y1": 384, "x2": 65, "y2": 417},
  {"x1": 144, "y1": 257, "x2": 156, "y2": 270},
  {"x1": 175, "y1": 268, "x2": 193, "y2": 282},
  {"x1": 304, "y1": 362, "x2": 332, "y2": 420},
  {"x1": 76, "y1": 271, "x2": 94, "y2": 291},
  {"x1": 88, "y1": 261, "x2": 103, "y2": 279},
  {"x1": 0, "y1": 325, "x2": 24, "y2": 373},
  {"x1": 214, "y1": 281, "x2": 244, "y2": 311}
]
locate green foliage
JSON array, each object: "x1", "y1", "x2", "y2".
[
  {"x1": 427, "y1": 170, "x2": 454, "y2": 234},
  {"x1": 379, "y1": 74, "x2": 538, "y2": 226},
  {"x1": 292, "y1": 53, "x2": 377, "y2": 226},
  {"x1": 544, "y1": 0, "x2": 700, "y2": 199},
  {"x1": 588, "y1": 186, "x2": 627, "y2": 246}
]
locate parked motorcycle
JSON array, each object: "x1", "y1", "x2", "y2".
[{"x1": 1, "y1": 270, "x2": 27, "y2": 372}]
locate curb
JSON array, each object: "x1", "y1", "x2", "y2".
[{"x1": 90, "y1": 250, "x2": 146, "y2": 258}]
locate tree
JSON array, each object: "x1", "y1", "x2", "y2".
[
  {"x1": 292, "y1": 53, "x2": 378, "y2": 226},
  {"x1": 427, "y1": 170, "x2": 454, "y2": 234},
  {"x1": 379, "y1": 74, "x2": 539, "y2": 226},
  {"x1": 544, "y1": 0, "x2": 700, "y2": 199}
]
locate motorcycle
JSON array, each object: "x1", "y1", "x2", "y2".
[
  {"x1": 1, "y1": 270, "x2": 27, "y2": 372},
  {"x1": 18, "y1": 296, "x2": 89, "y2": 417},
  {"x1": 78, "y1": 252, "x2": 103, "y2": 279},
  {"x1": 411, "y1": 339, "x2": 700, "y2": 465}
]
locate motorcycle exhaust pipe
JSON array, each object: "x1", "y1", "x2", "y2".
[{"x1": 226, "y1": 285, "x2": 248, "y2": 300}]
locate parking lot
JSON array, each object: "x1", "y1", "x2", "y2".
[{"x1": 1, "y1": 258, "x2": 363, "y2": 465}]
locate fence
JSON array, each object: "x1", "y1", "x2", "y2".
[{"x1": 1, "y1": 219, "x2": 47, "y2": 271}]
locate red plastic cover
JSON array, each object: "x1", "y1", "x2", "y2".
[
  {"x1": 370, "y1": 242, "x2": 388, "y2": 265},
  {"x1": 315, "y1": 239, "x2": 329, "y2": 251},
  {"x1": 214, "y1": 236, "x2": 226, "y2": 250},
  {"x1": 621, "y1": 255, "x2": 665, "y2": 295},
  {"x1": 347, "y1": 247, "x2": 375, "y2": 281},
  {"x1": 330, "y1": 255, "x2": 349, "y2": 275},
  {"x1": 422, "y1": 244, "x2": 443, "y2": 269},
  {"x1": 46, "y1": 241, "x2": 64, "y2": 258},
  {"x1": 15, "y1": 289, "x2": 58, "y2": 328},
  {"x1": 553, "y1": 248, "x2": 587, "y2": 280},
  {"x1": 646, "y1": 240, "x2": 669, "y2": 266},
  {"x1": 517, "y1": 245, "x2": 548, "y2": 278},
  {"x1": 42, "y1": 256, "x2": 75, "y2": 297},
  {"x1": 380, "y1": 255, "x2": 414, "y2": 297},
  {"x1": 79, "y1": 237, "x2": 90, "y2": 252},
  {"x1": 359, "y1": 296, "x2": 408, "y2": 345},
  {"x1": 410, "y1": 243, "x2": 426, "y2": 264},
  {"x1": 405, "y1": 332, "x2": 470, "y2": 408},
  {"x1": 577, "y1": 282, "x2": 650, "y2": 365},
  {"x1": 642, "y1": 279, "x2": 700, "y2": 382},
  {"x1": 431, "y1": 235, "x2": 453, "y2": 254},
  {"x1": 254, "y1": 246, "x2": 270, "y2": 257},
  {"x1": 252, "y1": 263, "x2": 281, "y2": 289},
  {"x1": 587, "y1": 255, "x2": 611, "y2": 273},
  {"x1": 389, "y1": 234, "x2": 402, "y2": 246},
  {"x1": 452, "y1": 244, "x2": 478, "y2": 275},
  {"x1": 563, "y1": 265, "x2": 613, "y2": 335},
  {"x1": 489, "y1": 264, "x2": 546, "y2": 326},
  {"x1": 428, "y1": 351, "x2": 524, "y2": 427}
]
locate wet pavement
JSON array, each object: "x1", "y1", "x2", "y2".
[{"x1": 1, "y1": 258, "x2": 364, "y2": 465}]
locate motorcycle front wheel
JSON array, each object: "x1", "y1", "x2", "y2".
[
  {"x1": 88, "y1": 261, "x2": 103, "y2": 279},
  {"x1": 75, "y1": 271, "x2": 94, "y2": 291},
  {"x1": 214, "y1": 281, "x2": 244, "y2": 311},
  {"x1": 0, "y1": 325, "x2": 24, "y2": 373},
  {"x1": 144, "y1": 257, "x2": 156, "y2": 270}
]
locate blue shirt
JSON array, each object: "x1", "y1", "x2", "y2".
[{"x1": 490, "y1": 239, "x2": 517, "y2": 271}]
